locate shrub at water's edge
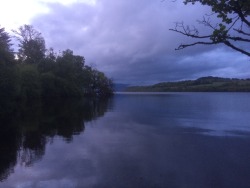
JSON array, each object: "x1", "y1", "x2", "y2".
[{"x1": 0, "y1": 25, "x2": 113, "y2": 101}]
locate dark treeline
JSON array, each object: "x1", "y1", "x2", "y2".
[
  {"x1": 0, "y1": 25, "x2": 113, "y2": 100},
  {"x1": 0, "y1": 25, "x2": 114, "y2": 181},
  {"x1": 126, "y1": 76, "x2": 250, "y2": 92}
]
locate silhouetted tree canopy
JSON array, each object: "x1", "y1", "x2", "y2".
[
  {"x1": 170, "y1": 0, "x2": 250, "y2": 56},
  {"x1": 0, "y1": 24, "x2": 113, "y2": 100},
  {"x1": 0, "y1": 27, "x2": 19, "y2": 99},
  {"x1": 0, "y1": 27, "x2": 14, "y2": 63},
  {"x1": 13, "y1": 25, "x2": 46, "y2": 64}
]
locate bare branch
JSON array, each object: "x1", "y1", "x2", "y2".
[
  {"x1": 234, "y1": 28, "x2": 250, "y2": 36},
  {"x1": 169, "y1": 22, "x2": 211, "y2": 39},
  {"x1": 175, "y1": 41, "x2": 218, "y2": 50},
  {"x1": 227, "y1": 16, "x2": 240, "y2": 31},
  {"x1": 197, "y1": 16, "x2": 217, "y2": 30},
  {"x1": 170, "y1": 28, "x2": 211, "y2": 39}
]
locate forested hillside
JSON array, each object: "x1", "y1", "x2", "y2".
[{"x1": 126, "y1": 76, "x2": 250, "y2": 92}]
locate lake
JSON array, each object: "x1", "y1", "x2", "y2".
[{"x1": 1, "y1": 92, "x2": 250, "y2": 188}]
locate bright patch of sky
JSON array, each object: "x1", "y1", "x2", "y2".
[{"x1": 0, "y1": 0, "x2": 96, "y2": 31}]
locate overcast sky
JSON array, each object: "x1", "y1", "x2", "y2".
[{"x1": 1, "y1": 0, "x2": 249, "y2": 85}]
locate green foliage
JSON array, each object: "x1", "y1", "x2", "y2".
[
  {"x1": 0, "y1": 27, "x2": 14, "y2": 63},
  {"x1": 41, "y1": 73, "x2": 82, "y2": 98},
  {"x1": 37, "y1": 48, "x2": 113, "y2": 98},
  {"x1": 0, "y1": 27, "x2": 19, "y2": 99},
  {"x1": 81, "y1": 66, "x2": 113, "y2": 97},
  {"x1": 171, "y1": 0, "x2": 250, "y2": 56},
  {"x1": 19, "y1": 64, "x2": 41, "y2": 99},
  {"x1": 183, "y1": 0, "x2": 250, "y2": 24},
  {"x1": 0, "y1": 25, "x2": 113, "y2": 100},
  {"x1": 13, "y1": 25, "x2": 46, "y2": 64},
  {"x1": 0, "y1": 62, "x2": 19, "y2": 99},
  {"x1": 90, "y1": 69, "x2": 114, "y2": 97}
]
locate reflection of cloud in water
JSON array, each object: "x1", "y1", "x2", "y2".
[
  {"x1": 0, "y1": 98, "x2": 111, "y2": 184},
  {"x1": 1, "y1": 93, "x2": 250, "y2": 188},
  {"x1": 114, "y1": 92, "x2": 250, "y2": 137},
  {"x1": 177, "y1": 117, "x2": 250, "y2": 137},
  {"x1": 11, "y1": 178, "x2": 77, "y2": 188}
]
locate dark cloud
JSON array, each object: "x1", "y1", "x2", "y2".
[{"x1": 32, "y1": 0, "x2": 250, "y2": 85}]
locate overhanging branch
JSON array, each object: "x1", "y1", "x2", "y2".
[
  {"x1": 169, "y1": 0, "x2": 250, "y2": 57},
  {"x1": 224, "y1": 41, "x2": 250, "y2": 56},
  {"x1": 175, "y1": 41, "x2": 218, "y2": 50},
  {"x1": 234, "y1": 28, "x2": 250, "y2": 36},
  {"x1": 169, "y1": 28, "x2": 211, "y2": 39},
  {"x1": 227, "y1": 36, "x2": 250, "y2": 42},
  {"x1": 234, "y1": 1, "x2": 250, "y2": 27}
]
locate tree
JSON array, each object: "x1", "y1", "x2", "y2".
[
  {"x1": 0, "y1": 24, "x2": 113, "y2": 99},
  {"x1": 0, "y1": 27, "x2": 19, "y2": 99},
  {"x1": 0, "y1": 27, "x2": 14, "y2": 63},
  {"x1": 82, "y1": 66, "x2": 113, "y2": 97},
  {"x1": 13, "y1": 25, "x2": 46, "y2": 64},
  {"x1": 37, "y1": 48, "x2": 57, "y2": 74},
  {"x1": 55, "y1": 49, "x2": 85, "y2": 82},
  {"x1": 170, "y1": 0, "x2": 250, "y2": 56}
]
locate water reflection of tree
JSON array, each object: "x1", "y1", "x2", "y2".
[
  {"x1": 0, "y1": 97, "x2": 111, "y2": 181},
  {"x1": 0, "y1": 122, "x2": 21, "y2": 181}
]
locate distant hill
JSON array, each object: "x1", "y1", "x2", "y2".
[
  {"x1": 114, "y1": 83, "x2": 130, "y2": 92},
  {"x1": 125, "y1": 76, "x2": 250, "y2": 92}
]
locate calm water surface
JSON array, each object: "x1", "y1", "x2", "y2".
[{"x1": 1, "y1": 92, "x2": 250, "y2": 188}]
